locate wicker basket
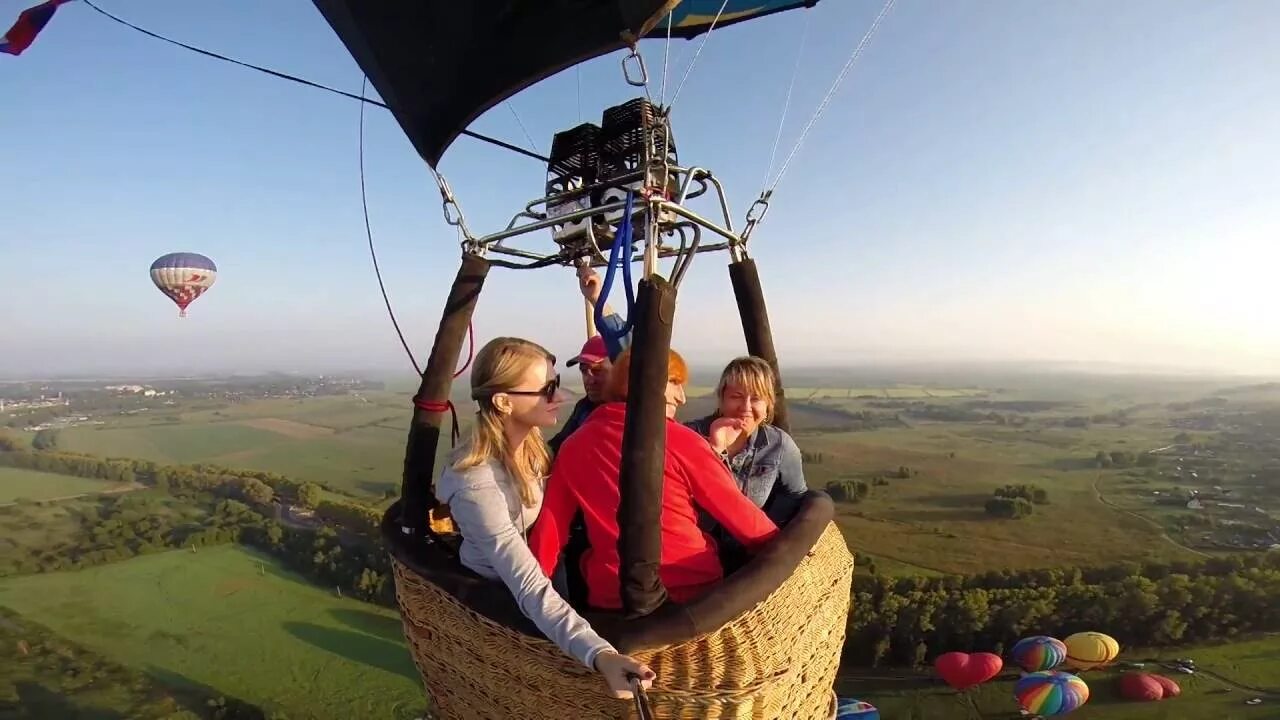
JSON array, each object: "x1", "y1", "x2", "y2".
[{"x1": 392, "y1": 522, "x2": 854, "y2": 720}]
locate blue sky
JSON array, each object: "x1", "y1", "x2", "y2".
[{"x1": 2, "y1": 0, "x2": 1278, "y2": 378}]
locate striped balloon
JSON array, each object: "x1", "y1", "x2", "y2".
[
  {"x1": 1011, "y1": 635, "x2": 1068, "y2": 673},
  {"x1": 1015, "y1": 671, "x2": 1090, "y2": 716},
  {"x1": 834, "y1": 697, "x2": 879, "y2": 719},
  {"x1": 150, "y1": 252, "x2": 217, "y2": 317}
]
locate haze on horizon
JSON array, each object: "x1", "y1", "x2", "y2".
[{"x1": 2, "y1": 1, "x2": 1277, "y2": 379}]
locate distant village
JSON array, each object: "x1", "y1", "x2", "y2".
[
  {"x1": 1148, "y1": 425, "x2": 1280, "y2": 552},
  {"x1": 1, "y1": 375, "x2": 384, "y2": 432}
]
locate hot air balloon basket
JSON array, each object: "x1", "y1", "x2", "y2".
[{"x1": 390, "y1": 523, "x2": 854, "y2": 720}]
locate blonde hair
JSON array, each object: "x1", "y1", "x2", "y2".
[
  {"x1": 716, "y1": 356, "x2": 777, "y2": 423},
  {"x1": 605, "y1": 347, "x2": 689, "y2": 402},
  {"x1": 452, "y1": 337, "x2": 555, "y2": 507}
]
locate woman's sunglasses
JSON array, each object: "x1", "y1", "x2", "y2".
[{"x1": 503, "y1": 374, "x2": 561, "y2": 403}]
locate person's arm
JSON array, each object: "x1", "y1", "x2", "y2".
[
  {"x1": 529, "y1": 466, "x2": 579, "y2": 578},
  {"x1": 578, "y1": 265, "x2": 631, "y2": 359},
  {"x1": 768, "y1": 431, "x2": 809, "y2": 521},
  {"x1": 679, "y1": 431, "x2": 779, "y2": 551},
  {"x1": 443, "y1": 466, "x2": 610, "y2": 669}
]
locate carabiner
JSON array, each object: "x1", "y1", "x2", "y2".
[{"x1": 622, "y1": 49, "x2": 649, "y2": 88}]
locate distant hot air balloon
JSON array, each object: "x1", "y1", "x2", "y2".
[
  {"x1": 1063, "y1": 632, "x2": 1120, "y2": 671},
  {"x1": 150, "y1": 252, "x2": 217, "y2": 317},
  {"x1": 1119, "y1": 672, "x2": 1165, "y2": 702},
  {"x1": 935, "y1": 651, "x2": 1004, "y2": 691},
  {"x1": 1015, "y1": 670, "x2": 1090, "y2": 716},
  {"x1": 1012, "y1": 636, "x2": 1068, "y2": 673}
]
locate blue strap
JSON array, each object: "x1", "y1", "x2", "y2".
[{"x1": 595, "y1": 191, "x2": 637, "y2": 342}]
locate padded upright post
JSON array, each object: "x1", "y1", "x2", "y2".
[
  {"x1": 617, "y1": 275, "x2": 676, "y2": 618},
  {"x1": 728, "y1": 257, "x2": 790, "y2": 433},
  {"x1": 399, "y1": 252, "x2": 490, "y2": 537}
]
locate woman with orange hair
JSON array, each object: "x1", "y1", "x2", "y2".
[{"x1": 528, "y1": 348, "x2": 779, "y2": 609}]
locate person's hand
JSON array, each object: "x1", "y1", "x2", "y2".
[
  {"x1": 577, "y1": 264, "x2": 603, "y2": 305},
  {"x1": 593, "y1": 651, "x2": 655, "y2": 699},
  {"x1": 708, "y1": 417, "x2": 746, "y2": 454}
]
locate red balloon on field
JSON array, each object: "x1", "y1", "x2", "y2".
[
  {"x1": 1119, "y1": 672, "x2": 1164, "y2": 702},
  {"x1": 935, "y1": 651, "x2": 1004, "y2": 690}
]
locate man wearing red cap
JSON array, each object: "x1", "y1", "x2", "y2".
[{"x1": 549, "y1": 266, "x2": 631, "y2": 455}]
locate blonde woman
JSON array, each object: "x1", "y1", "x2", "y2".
[
  {"x1": 436, "y1": 336, "x2": 654, "y2": 698},
  {"x1": 686, "y1": 356, "x2": 808, "y2": 526}
]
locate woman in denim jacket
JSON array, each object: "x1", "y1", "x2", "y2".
[{"x1": 685, "y1": 356, "x2": 808, "y2": 533}]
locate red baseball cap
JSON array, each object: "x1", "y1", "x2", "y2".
[{"x1": 566, "y1": 335, "x2": 609, "y2": 367}]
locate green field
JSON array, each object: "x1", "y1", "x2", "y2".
[
  {"x1": 0, "y1": 545, "x2": 425, "y2": 720},
  {"x1": 0, "y1": 467, "x2": 127, "y2": 504},
  {"x1": 57, "y1": 395, "x2": 412, "y2": 498},
  {"x1": 804, "y1": 422, "x2": 1205, "y2": 575},
  {"x1": 838, "y1": 635, "x2": 1280, "y2": 719}
]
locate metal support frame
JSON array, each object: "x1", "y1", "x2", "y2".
[{"x1": 441, "y1": 165, "x2": 743, "y2": 278}]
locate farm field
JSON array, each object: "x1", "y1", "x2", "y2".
[
  {"x1": 55, "y1": 394, "x2": 416, "y2": 498},
  {"x1": 0, "y1": 545, "x2": 425, "y2": 720},
  {"x1": 0, "y1": 467, "x2": 129, "y2": 504},
  {"x1": 802, "y1": 424, "x2": 1202, "y2": 576},
  {"x1": 838, "y1": 634, "x2": 1280, "y2": 719}
]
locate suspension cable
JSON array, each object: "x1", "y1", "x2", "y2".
[
  {"x1": 505, "y1": 102, "x2": 540, "y2": 154},
  {"x1": 667, "y1": 0, "x2": 731, "y2": 110},
  {"x1": 660, "y1": 11, "x2": 674, "y2": 105},
  {"x1": 766, "y1": 0, "x2": 897, "y2": 194},
  {"x1": 760, "y1": 12, "x2": 810, "y2": 191},
  {"x1": 360, "y1": 77, "x2": 421, "y2": 375},
  {"x1": 78, "y1": 0, "x2": 548, "y2": 164}
]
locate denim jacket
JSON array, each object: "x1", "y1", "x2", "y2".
[{"x1": 684, "y1": 415, "x2": 808, "y2": 526}]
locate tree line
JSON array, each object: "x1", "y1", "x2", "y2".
[
  {"x1": 2, "y1": 486, "x2": 396, "y2": 611},
  {"x1": 0, "y1": 448, "x2": 384, "y2": 535},
  {"x1": 0, "y1": 447, "x2": 394, "y2": 605},
  {"x1": 983, "y1": 483, "x2": 1049, "y2": 519},
  {"x1": 1094, "y1": 449, "x2": 1158, "y2": 469},
  {"x1": 846, "y1": 553, "x2": 1280, "y2": 666}
]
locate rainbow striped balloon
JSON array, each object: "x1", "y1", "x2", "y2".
[
  {"x1": 1011, "y1": 635, "x2": 1068, "y2": 672},
  {"x1": 1015, "y1": 671, "x2": 1090, "y2": 716}
]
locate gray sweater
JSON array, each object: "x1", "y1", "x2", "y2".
[{"x1": 435, "y1": 459, "x2": 615, "y2": 669}]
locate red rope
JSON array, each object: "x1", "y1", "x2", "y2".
[{"x1": 410, "y1": 322, "x2": 474, "y2": 447}]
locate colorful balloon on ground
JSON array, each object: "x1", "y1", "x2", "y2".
[
  {"x1": 1152, "y1": 673, "x2": 1181, "y2": 698},
  {"x1": 835, "y1": 697, "x2": 879, "y2": 719},
  {"x1": 1063, "y1": 631, "x2": 1120, "y2": 671},
  {"x1": 1119, "y1": 672, "x2": 1164, "y2": 702},
  {"x1": 935, "y1": 651, "x2": 1004, "y2": 691},
  {"x1": 150, "y1": 252, "x2": 217, "y2": 317},
  {"x1": 1015, "y1": 671, "x2": 1090, "y2": 716},
  {"x1": 1012, "y1": 635, "x2": 1068, "y2": 673}
]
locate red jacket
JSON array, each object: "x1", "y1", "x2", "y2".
[{"x1": 529, "y1": 402, "x2": 779, "y2": 609}]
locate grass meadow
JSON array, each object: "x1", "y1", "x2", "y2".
[
  {"x1": 0, "y1": 545, "x2": 425, "y2": 720},
  {"x1": 0, "y1": 467, "x2": 128, "y2": 504}
]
